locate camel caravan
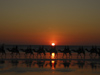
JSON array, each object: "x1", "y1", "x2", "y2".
[{"x1": 0, "y1": 44, "x2": 100, "y2": 59}]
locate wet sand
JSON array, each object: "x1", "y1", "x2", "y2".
[{"x1": 0, "y1": 53, "x2": 100, "y2": 75}]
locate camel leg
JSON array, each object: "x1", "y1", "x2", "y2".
[
  {"x1": 4, "y1": 53, "x2": 6, "y2": 58},
  {"x1": 24, "y1": 54, "x2": 26, "y2": 58},
  {"x1": 57, "y1": 53, "x2": 58, "y2": 58},
  {"x1": 91, "y1": 53, "x2": 93, "y2": 59},
  {"x1": 69, "y1": 54, "x2": 71, "y2": 59},
  {"x1": 62, "y1": 54, "x2": 64, "y2": 58},
  {"x1": 40, "y1": 54, "x2": 42, "y2": 59},
  {"x1": 29, "y1": 54, "x2": 31, "y2": 58},
  {"x1": 89, "y1": 53, "x2": 92, "y2": 58},
  {"x1": 17, "y1": 53, "x2": 20, "y2": 58},
  {"x1": 77, "y1": 54, "x2": 79, "y2": 59},
  {"x1": 84, "y1": 54, "x2": 85, "y2": 59},
  {"x1": 25, "y1": 54, "x2": 26, "y2": 58},
  {"x1": 55, "y1": 53, "x2": 57, "y2": 58},
  {"x1": 54, "y1": 53, "x2": 56, "y2": 58},
  {"x1": 36, "y1": 53, "x2": 38, "y2": 58},
  {"x1": 44, "y1": 54, "x2": 46, "y2": 59},
  {"x1": 16, "y1": 53, "x2": 17, "y2": 58},
  {"x1": 37, "y1": 53, "x2": 38, "y2": 58},
  {"x1": 56, "y1": 53, "x2": 58, "y2": 58},
  {"x1": 94, "y1": 53, "x2": 97, "y2": 59},
  {"x1": 70, "y1": 53, "x2": 72, "y2": 59},
  {"x1": 66, "y1": 54, "x2": 67, "y2": 59},
  {"x1": 50, "y1": 53, "x2": 51, "y2": 59},
  {"x1": 80, "y1": 54, "x2": 82, "y2": 59},
  {"x1": 40, "y1": 53, "x2": 41, "y2": 58},
  {"x1": 0, "y1": 53, "x2": 1, "y2": 57},
  {"x1": 33, "y1": 54, "x2": 34, "y2": 58},
  {"x1": 69, "y1": 54, "x2": 70, "y2": 59},
  {"x1": 43, "y1": 53, "x2": 46, "y2": 58},
  {"x1": 1, "y1": 53, "x2": 3, "y2": 58},
  {"x1": 11, "y1": 53, "x2": 13, "y2": 58}
]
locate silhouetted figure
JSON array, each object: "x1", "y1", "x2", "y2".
[
  {"x1": 86, "y1": 46, "x2": 98, "y2": 58},
  {"x1": 34, "y1": 61, "x2": 45, "y2": 68},
  {"x1": 9, "y1": 59, "x2": 19, "y2": 67},
  {"x1": 58, "y1": 46, "x2": 72, "y2": 58},
  {"x1": 34, "y1": 46, "x2": 46, "y2": 58},
  {"x1": 0, "y1": 59, "x2": 5, "y2": 70},
  {"x1": 0, "y1": 59, "x2": 5, "y2": 65},
  {"x1": 20, "y1": 46, "x2": 35, "y2": 58},
  {"x1": 45, "y1": 46, "x2": 58, "y2": 58},
  {"x1": 22, "y1": 59, "x2": 33, "y2": 67},
  {"x1": 72, "y1": 46, "x2": 85, "y2": 59},
  {"x1": 72, "y1": 60, "x2": 85, "y2": 69},
  {"x1": 97, "y1": 48, "x2": 100, "y2": 58},
  {"x1": 86, "y1": 61, "x2": 97, "y2": 70},
  {"x1": 7, "y1": 45, "x2": 20, "y2": 58},
  {"x1": 59, "y1": 60, "x2": 71, "y2": 68},
  {"x1": 0, "y1": 44, "x2": 6, "y2": 58}
]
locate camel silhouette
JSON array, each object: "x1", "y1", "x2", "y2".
[
  {"x1": 0, "y1": 59, "x2": 5, "y2": 65},
  {"x1": 72, "y1": 46, "x2": 85, "y2": 59},
  {"x1": 0, "y1": 44, "x2": 6, "y2": 57},
  {"x1": 86, "y1": 61, "x2": 97, "y2": 70},
  {"x1": 45, "y1": 46, "x2": 58, "y2": 58},
  {"x1": 20, "y1": 46, "x2": 35, "y2": 58},
  {"x1": 34, "y1": 60, "x2": 45, "y2": 68},
  {"x1": 59, "y1": 60, "x2": 71, "y2": 68},
  {"x1": 22, "y1": 59, "x2": 33, "y2": 67},
  {"x1": 72, "y1": 60, "x2": 85, "y2": 69},
  {"x1": 34, "y1": 46, "x2": 46, "y2": 58},
  {"x1": 85, "y1": 46, "x2": 98, "y2": 58},
  {"x1": 58, "y1": 46, "x2": 72, "y2": 58},
  {"x1": 97, "y1": 48, "x2": 100, "y2": 57},
  {"x1": 9, "y1": 59, "x2": 19, "y2": 67},
  {"x1": 7, "y1": 46, "x2": 20, "y2": 58}
]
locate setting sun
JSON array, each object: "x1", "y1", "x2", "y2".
[{"x1": 51, "y1": 43, "x2": 55, "y2": 46}]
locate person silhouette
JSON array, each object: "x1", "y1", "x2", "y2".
[{"x1": 0, "y1": 44, "x2": 6, "y2": 58}]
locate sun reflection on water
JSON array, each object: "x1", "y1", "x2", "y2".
[
  {"x1": 51, "y1": 53, "x2": 55, "y2": 59},
  {"x1": 51, "y1": 60, "x2": 55, "y2": 70}
]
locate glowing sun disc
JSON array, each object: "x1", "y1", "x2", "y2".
[{"x1": 51, "y1": 43, "x2": 55, "y2": 46}]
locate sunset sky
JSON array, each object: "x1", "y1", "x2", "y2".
[{"x1": 0, "y1": 0, "x2": 100, "y2": 45}]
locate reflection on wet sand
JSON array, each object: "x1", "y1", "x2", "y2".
[
  {"x1": 0, "y1": 59, "x2": 100, "y2": 75},
  {"x1": 59, "y1": 60, "x2": 71, "y2": 68},
  {"x1": 35, "y1": 61, "x2": 45, "y2": 68},
  {"x1": 72, "y1": 60, "x2": 85, "y2": 68},
  {"x1": 0, "y1": 59, "x2": 100, "y2": 70}
]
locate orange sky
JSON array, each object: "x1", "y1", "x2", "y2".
[{"x1": 0, "y1": 0, "x2": 100, "y2": 45}]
